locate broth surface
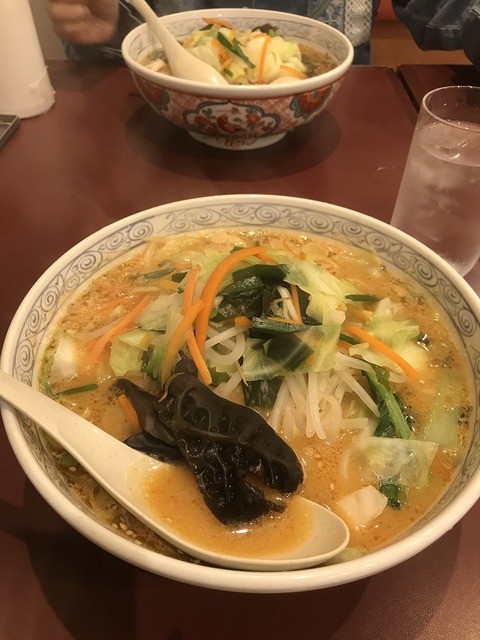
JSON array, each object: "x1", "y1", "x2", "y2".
[
  {"x1": 142, "y1": 465, "x2": 312, "y2": 558},
  {"x1": 40, "y1": 229, "x2": 472, "y2": 562}
]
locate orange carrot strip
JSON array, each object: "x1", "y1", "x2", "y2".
[
  {"x1": 259, "y1": 251, "x2": 278, "y2": 265},
  {"x1": 117, "y1": 394, "x2": 140, "y2": 431},
  {"x1": 203, "y1": 17, "x2": 233, "y2": 28},
  {"x1": 210, "y1": 37, "x2": 227, "y2": 61},
  {"x1": 279, "y1": 64, "x2": 307, "y2": 79},
  {"x1": 234, "y1": 315, "x2": 253, "y2": 327},
  {"x1": 183, "y1": 265, "x2": 200, "y2": 309},
  {"x1": 196, "y1": 246, "x2": 270, "y2": 352},
  {"x1": 342, "y1": 324, "x2": 421, "y2": 381},
  {"x1": 187, "y1": 334, "x2": 212, "y2": 386},
  {"x1": 257, "y1": 35, "x2": 271, "y2": 84},
  {"x1": 183, "y1": 267, "x2": 212, "y2": 386},
  {"x1": 84, "y1": 295, "x2": 151, "y2": 368},
  {"x1": 162, "y1": 298, "x2": 205, "y2": 385},
  {"x1": 337, "y1": 339, "x2": 354, "y2": 352},
  {"x1": 290, "y1": 284, "x2": 302, "y2": 322}
]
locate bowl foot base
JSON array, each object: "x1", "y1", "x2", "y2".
[{"x1": 188, "y1": 131, "x2": 286, "y2": 150}]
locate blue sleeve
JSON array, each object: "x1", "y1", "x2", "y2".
[{"x1": 393, "y1": 0, "x2": 480, "y2": 68}]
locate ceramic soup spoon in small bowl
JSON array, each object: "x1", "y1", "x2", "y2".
[
  {"x1": 127, "y1": 0, "x2": 228, "y2": 85},
  {"x1": 0, "y1": 370, "x2": 350, "y2": 571}
]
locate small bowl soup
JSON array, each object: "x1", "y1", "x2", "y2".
[{"x1": 121, "y1": 9, "x2": 354, "y2": 150}]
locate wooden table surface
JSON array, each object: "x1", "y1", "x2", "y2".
[
  {"x1": 0, "y1": 62, "x2": 479, "y2": 640},
  {"x1": 398, "y1": 63, "x2": 480, "y2": 109}
]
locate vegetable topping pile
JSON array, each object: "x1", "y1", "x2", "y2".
[
  {"x1": 42, "y1": 233, "x2": 470, "y2": 531},
  {"x1": 141, "y1": 19, "x2": 320, "y2": 85}
]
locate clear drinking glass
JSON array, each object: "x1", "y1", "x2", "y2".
[{"x1": 390, "y1": 85, "x2": 480, "y2": 276}]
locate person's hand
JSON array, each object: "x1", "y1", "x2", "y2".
[{"x1": 48, "y1": 0, "x2": 119, "y2": 45}]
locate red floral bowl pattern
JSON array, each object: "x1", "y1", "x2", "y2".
[
  {"x1": 134, "y1": 76, "x2": 342, "y2": 149},
  {"x1": 122, "y1": 9, "x2": 353, "y2": 150}
]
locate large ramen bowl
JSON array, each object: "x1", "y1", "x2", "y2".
[
  {"x1": 2, "y1": 194, "x2": 480, "y2": 594},
  {"x1": 121, "y1": 9, "x2": 353, "y2": 150}
]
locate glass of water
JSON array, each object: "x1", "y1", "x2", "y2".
[{"x1": 390, "y1": 85, "x2": 480, "y2": 276}]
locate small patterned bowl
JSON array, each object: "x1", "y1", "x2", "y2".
[
  {"x1": 2, "y1": 194, "x2": 480, "y2": 594},
  {"x1": 121, "y1": 9, "x2": 354, "y2": 150}
]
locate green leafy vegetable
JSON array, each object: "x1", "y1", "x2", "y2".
[
  {"x1": 362, "y1": 366, "x2": 415, "y2": 509},
  {"x1": 251, "y1": 317, "x2": 309, "y2": 335},
  {"x1": 220, "y1": 275, "x2": 264, "y2": 296},
  {"x1": 339, "y1": 333, "x2": 360, "y2": 345},
  {"x1": 367, "y1": 317, "x2": 420, "y2": 349},
  {"x1": 242, "y1": 377, "x2": 283, "y2": 408},
  {"x1": 264, "y1": 334, "x2": 313, "y2": 371},
  {"x1": 110, "y1": 328, "x2": 153, "y2": 376},
  {"x1": 421, "y1": 370, "x2": 462, "y2": 449},
  {"x1": 286, "y1": 260, "x2": 357, "y2": 325},
  {"x1": 363, "y1": 366, "x2": 412, "y2": 440},
  {"x1": 216, "y1": 31, "x2": 256, "y2": 68},
  {"x1": 231, "y1": 264, "x2": 290, "y2": 282},
  {"x1": 345, "y1": 294, "x2": 380, "y2": 302},
  {"x1": 55, "y1": 383, "x2": 98, "y2": 397},
  {"x1": 135, "y1": 266, "x2": 176, "y2": 280},
  {"x1": 171, "y1": 271, "x2": 188, "y2": 283},
  {"x1": 144, "y1": 343, "x2": 166, "y2": 380},
  {"x1": 242, "y1": 325, "x2": 339, "y2": 381},
  {"x1": 379, "y1": 482, "x2": 405, "y2": 510},
  {"x1": 211, "y1": 288, "x2": 275, "y2": 322}
]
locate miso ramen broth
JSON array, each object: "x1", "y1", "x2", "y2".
[{"x1": 39, "y1": 229, "x2": 472, "y2": 563}]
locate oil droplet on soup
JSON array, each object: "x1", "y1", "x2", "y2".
[{"x1": 142, "y1": 464, "x2": 313, "y2": 558}]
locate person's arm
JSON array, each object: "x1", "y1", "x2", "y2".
[
  {"x1": 393, "y1": 0, "x2": 480, "y2": 68},
  {"x1": 48, "y1": 0, "x2": 143, "y2": 60},
  {"x1": 49, "y1": 0, "x2": 189, "y2": 61},
  {"x1": 48, "y1": 0, "x2": 118, "y2": 44}
]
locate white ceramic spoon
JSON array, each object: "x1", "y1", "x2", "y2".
[
  {"x1": 0, "y1": 370, "x2": 350, "y2": 571},
  {"x1": 127, "y1": 0, "x2": 228, "y2": 85}
]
